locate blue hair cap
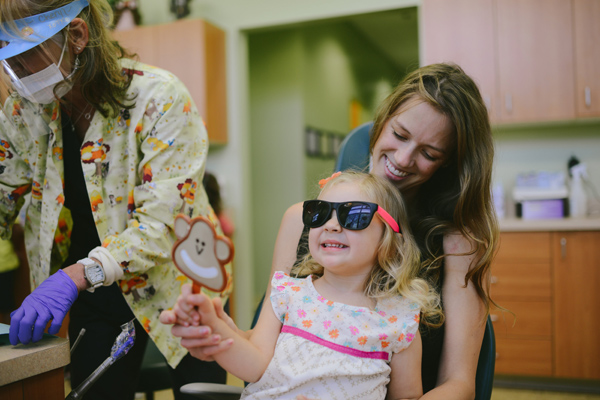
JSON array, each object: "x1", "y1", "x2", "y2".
[{"x1": 0, "y1": 0, "x2": 90, "y2": 61}]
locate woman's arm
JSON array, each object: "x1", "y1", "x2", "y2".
[
  {"x1": 387, "y1": 331, "x2": 423, "y2": 400},
  {"x1": 270, "y1": 202, "x2": 305, "y2": 276},
  {"x1": 173, "y1": 285, "x2": 282, "y2": 382},
  {"x1": 420, "y1": 233, "x2": 486, "y2": 400}
]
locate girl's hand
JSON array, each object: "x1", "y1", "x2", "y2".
[
  {"x1": 159, "y1": 283, "x2": 201, "y2": 327},
  {"x1": 159, "y1": 284, "x2": 238, "y2": 361},
  {"x1": 160, "y1": 284, "x2": 237, "y2": 329},
  {"x1": 173, "y1": 291, "x2": 234, "y2": 359}
]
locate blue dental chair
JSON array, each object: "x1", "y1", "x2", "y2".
[{"x1": 181, "y1": 121, "x2": 496, "y2": 400}]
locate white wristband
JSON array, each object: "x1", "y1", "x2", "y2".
[{"x1": 88, "y1": 246, "x2": 123, "y2": 287}]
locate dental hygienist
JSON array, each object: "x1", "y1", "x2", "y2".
[{"x1": 0, "y1": 1, "x2": 231, "y2": 398}]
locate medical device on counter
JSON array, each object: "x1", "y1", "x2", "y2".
[
  {"x1": 513, "y1": 171, "x2": 569, "y2": 219},
  {"x1": 65, "y1": 320, "x2": 135, "y2": 399},
  {"x1": 569, "y1": 163, "x2": 588, "y2": 217}
]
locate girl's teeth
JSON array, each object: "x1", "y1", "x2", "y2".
[
  {"x1": 323, "y1": 243, "x2": 346, "y2": 248},
  {"x1": 386, "y1": 157, "x2": 408, "y2": 177}
]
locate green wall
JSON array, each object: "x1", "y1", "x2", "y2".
[
  {"x1": 248, "y1": 30, "x2": 305, "y2": 299},
  {"x1": 301, "y1": 22, "x2": 408, "y2": 197}
]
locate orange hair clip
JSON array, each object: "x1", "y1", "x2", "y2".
[{"x1": 318, "y1": 171, "x2": 342, "y2": 189}]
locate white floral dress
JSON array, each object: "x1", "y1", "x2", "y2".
[{"x1": 241, "y1": 272, "x2": 421, "y2": 400}]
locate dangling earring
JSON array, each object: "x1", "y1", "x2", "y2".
[{"x1": 65, "y1": 55, "x2": 81, "y2": 81}]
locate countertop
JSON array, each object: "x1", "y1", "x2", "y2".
[
  {"x1": 0, "y1": 330, "x2": 70, "y2": 386},
  {"x1": 499, "y1": 216, "x2": 600, "y2": 232}
]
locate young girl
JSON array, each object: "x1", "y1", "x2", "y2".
[{"x1": 165, "y1": 172, "x2": 441, "y2": 400}]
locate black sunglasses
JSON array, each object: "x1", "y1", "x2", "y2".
[{"x1": 302, "y1": 200, "x2": 400, "y2": 233}]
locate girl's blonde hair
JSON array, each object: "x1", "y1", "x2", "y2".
[
  {"x1": 1, "y1": 0, "x2": 136, "y2": 117},
  {"x1": 295, "y1": 172, "x2": 442, "y2": 323}
]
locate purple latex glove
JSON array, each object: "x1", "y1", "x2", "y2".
[{"x1": 10, "y1": 269, "x2": 78, "y2": 345}]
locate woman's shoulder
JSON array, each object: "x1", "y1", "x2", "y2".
[
  {"x1": 281, "y1": 202, "x2": 303, "y2": 224},
  {"x1": 118, "y1": 58, "x2": 188, "y2": 91}
]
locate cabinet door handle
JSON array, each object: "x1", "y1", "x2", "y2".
[
  {"x1": 560, "y1": 237, "x2": 567, "y2": 259},
  {"x1": 490, "y1": 275, "x2": 498, "y2": 284},
  {"x1": 490, "y1": 314, "x2": 499, "y2": 322},
  {"x1": 585, "y1": 87, "x2": 592, "y2": 108},
  {"x1": 505, "y1": 94, "x2": 512, "y2": 113}
]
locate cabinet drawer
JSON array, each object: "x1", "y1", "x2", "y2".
[
  {"x1": 491, "y1": 301, "x2": 551, "y2": 338},
  {"x1": 495, "y1": 338, "x2": 552, "y2": 376},
  {"x1": 496, "y1": 232, "x2": 551, "y2": 262},
  {"x1": 491, "y1": 262, "x2": 551, "y2": 300}
]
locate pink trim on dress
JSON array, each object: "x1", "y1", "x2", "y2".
[{"x1": 281, "y1": 325, "x2": 389, "y2": 361}]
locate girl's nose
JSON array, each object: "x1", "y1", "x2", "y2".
[{"x1": 323, "y1": 210, "x2": 341, "y2": 231}]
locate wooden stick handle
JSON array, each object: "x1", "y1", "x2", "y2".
[{"x1": 192, "y1": 282, "x2": 202, "y2": 294}]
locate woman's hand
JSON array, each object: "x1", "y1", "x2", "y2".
[
  {"x1": 170, "y1": 323, "x2": 234, "y2": 361},
  {"x1": 9, "y1": 269, "x2": 78, "y2": 345}
]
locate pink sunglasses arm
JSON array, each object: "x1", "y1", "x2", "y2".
[{"x1": 376, "y1": 206, "x2": 401, "y2": 233}]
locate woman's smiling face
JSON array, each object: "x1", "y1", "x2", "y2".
[{"x1": 371, "y1": 99, "x2": 455, "y2": 201}]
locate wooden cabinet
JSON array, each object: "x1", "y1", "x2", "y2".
[
  {"x1": 495, "y1": 0, "x2": 575, "y2": 123},
  {"x1": 492, "y1": 231, "x2": 600, "y2": 379},
  {"x1": 552, "y1": 231, "x2": 600, "y2": 379},
  {"x1": 573, "y1": 0, "x2": 600, "y2": 117},
  {"x1": 491, "y1": 232, "x2": 553, "y2": 376},
  {"x1": 113, "y1": 19, "x2": 228, "y2": 145},
  {"x1": 421, "y1": 0, "x2": 599, "y2": 124},
  {"x1": 421, "y1": 0, "x2": 498, "y2": 121}
]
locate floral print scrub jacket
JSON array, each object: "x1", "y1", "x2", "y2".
[
  {"x1": 0, "y1": 58, "x2": 231, "y2": 368},
  {"x1": 241, "y1": 272, "x2": 421, "y2": 400}
]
